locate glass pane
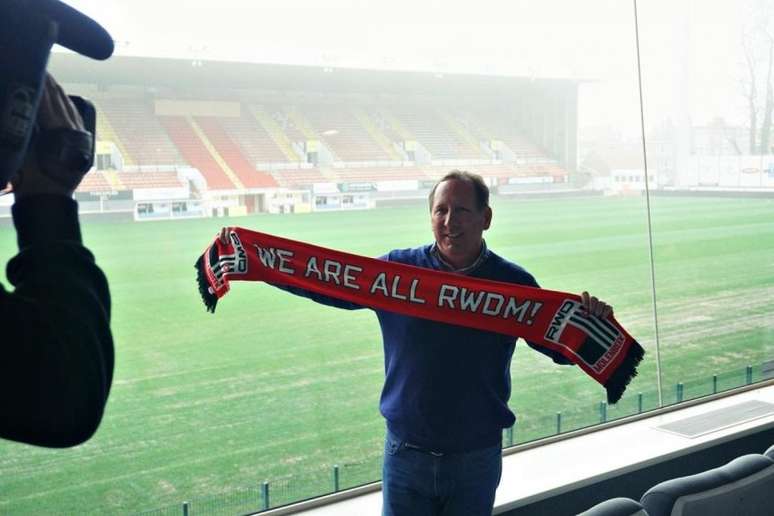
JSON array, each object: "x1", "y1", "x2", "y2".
[
  {"x1": 506, "y1": 0, "x2": 661, "y2": 444},
  {"x1": 0, "y1": 1, "x2": 663, "y2": 514},
  {"x1": 639, "y1": 0, "x2": 774, "y2": 404}
]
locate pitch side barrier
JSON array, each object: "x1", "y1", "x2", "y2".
[
  {"x1": 133, "y1": 363, "x2": 773, "y2": 516},
  {"x1": 654, "y1": 188, "x2": 774, "y2": 199}
]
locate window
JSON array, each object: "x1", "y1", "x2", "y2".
[{"x1": 2, "y1": 1, "x2": 770, "y2": 514}]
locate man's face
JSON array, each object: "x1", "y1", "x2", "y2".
[{"x1": 430, "y1": 179, "x2": 492, "y2": 269}]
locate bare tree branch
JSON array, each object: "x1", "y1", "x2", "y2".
[{"x1": 742, "y1": 29, "x2": 759, "y2": 153}]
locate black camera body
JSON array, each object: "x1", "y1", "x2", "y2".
[{"x1": 0, "y1": 0, "x2": 113, "y2": 187}]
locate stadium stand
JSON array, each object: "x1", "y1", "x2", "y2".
[
  {"x1": 265, "y1": 164, "x2": 566, "y2": 187},
  {"x1": 54, "y1": 56, "x2": 572, "y2": 214},
  {"x1": 77, "y1": 170, "x2": 115, "y2": 194},
  {"x1": 195, "y1": 117, "x2": 278, "y2": 188},
  {"x1": 82, "y1": 93, "x2": 569, "y2": 201},
  {"x1": 372, "y1": 107, "x2": 411, "y2": 143},
  {"x1": 466, "y1": 163, "x2": 521, "y2": 179},
  {"x1": 75, "y1": 170, "x2": 185, "y2": 194},
  {"x1": 97, "y1": 97, "x2": 183, "y2": 166},
  {"x1": 97, "y1": 170, "x2": 124, "y2": 190},
  {"x1": 117, "y1": 171, "x2": 186, "y2": 190},
  {"x1": 93, "y1": 102, "x2": 135, "y2": 166},
  {"x1": 283, "y1": 105, "x2": 319, "y2": 142},
  {"x1": 90, "y1": 93, "x2": 564, "y2": 191},
  {"x1": 270, "y1": 168, "x2": 328, "y2": 188},
  {"x1": 158, "y1": 116, "x2": 238, "y2": 190},
  {"x1": 471, "y1": 106, "x2": 552, "y2": 161},
  {"x1": 301, "y1": 103, "x2": 394, "y2": 162},
  {"x1": 386, "y1": 103, "x2": 485, "y2": 160},
  {"x1": 217, "y1": 110, "x2": 293, "y2": 165},
  {"x1": 331, "y1": 166, "x2": 434, "y2": 182},
  {"x1": 350, "y1": 106, "x2": 404, "y2": 160},
  {"x1": 247, "y1": 105, "x2": 305, "y2": 162}
]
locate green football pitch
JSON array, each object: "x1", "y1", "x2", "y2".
[{"x1": 1, "y1": 194, "x2": 773, "y2": 515}]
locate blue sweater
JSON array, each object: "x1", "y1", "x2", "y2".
[{"x1": 280, "y1": 244, "x2": 571, "y2": 453}]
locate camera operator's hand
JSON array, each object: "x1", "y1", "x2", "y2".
[{"x1": 11, "y1": 73, "x2": 86, "y2": 200}]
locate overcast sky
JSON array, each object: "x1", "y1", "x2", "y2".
[{"x1": 60, "y1": 0, "x2": 752, "y2": 132}]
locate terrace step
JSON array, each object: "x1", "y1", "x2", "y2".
[
  {"x1": 436, "y1": 109, "x2": 487, "y2": 158},
  {"x1": 187, "y1": 116, "x2": 244, "y2": 190},
  {"x1": 351, "y1": 107, "x2": 403, "y2": 160},
  {"x1": 250, "y1": 105, "x2": 302, "y2": 162},
  {"x1": 286, "y1": 106, "x2": 319, "y2": 141},
  {"x1": 102, "y1": 169, "x2": 125, "y2": 190},
  {"x1": 93, "y1": 100, "x2": 135, "y2": 166},
  {"x1": 379, "y1": 108, "x2": 414, "y2": 141}
]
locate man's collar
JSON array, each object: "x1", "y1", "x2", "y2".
[{"x1": 430, "y1": 240, "x2": 489, "y2": 274}]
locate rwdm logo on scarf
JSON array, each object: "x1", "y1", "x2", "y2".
[{"x1": 544, "y1": 299, "x2": 625, "y2": 373}]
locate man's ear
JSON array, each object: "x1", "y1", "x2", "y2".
[{"x1": 483, "y1": 206, "x2": 492, "y2": 230}]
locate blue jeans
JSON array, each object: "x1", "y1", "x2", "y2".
[{"x1": 382, "y1": 431, "x2": 502, "y2": 516}]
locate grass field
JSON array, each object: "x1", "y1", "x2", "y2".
[{"x1": 0, "y1": 194, "x2": 773, "y2": 515}]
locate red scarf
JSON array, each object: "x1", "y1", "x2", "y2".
[{"x1": 196, "y1": 227, "x2": 644, "y2": 404}]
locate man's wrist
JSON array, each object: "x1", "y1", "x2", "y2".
[{"x1": 12, "y1": 194, "x2": 82, "y2": 249}]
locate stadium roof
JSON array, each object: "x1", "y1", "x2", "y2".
[{"x1": 50, "y1": 53, "x2": 580, "y2": 97}]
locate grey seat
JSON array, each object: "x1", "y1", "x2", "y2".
[
  {"x1": 640, "y1": 454, "x2": 774, "y2": 516},
  {"x1": 577, "y1": 497, "x2": 649, "y2": 516},
  {"x1": 764, "y1": 444, "x2": 774, "y2": 461}
]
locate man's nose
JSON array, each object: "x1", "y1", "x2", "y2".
[{"x1": 445, "y1": 210, "x2": 461, "y2": 227}]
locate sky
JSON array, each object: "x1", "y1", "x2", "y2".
[{"x1": 59, "y1": 0, "x2": 755, "y2": 133}]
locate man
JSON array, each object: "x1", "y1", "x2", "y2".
[
  {"x1": 222, "y1": 170, "x2": 610, "y2": 515},
  {"x1": 377, "y1": 171, "x2": 610, "y2": 516},
  {"x1": 0, "y1": 74, "x2": 113, "y2": 448}
]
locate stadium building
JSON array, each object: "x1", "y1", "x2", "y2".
[{"x1": 46, "y1": 53, "x2": 576, "y2": 220}]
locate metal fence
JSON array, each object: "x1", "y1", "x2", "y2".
[{"x1": 136, "y1": 363, "x2": 764, "y2": 515}]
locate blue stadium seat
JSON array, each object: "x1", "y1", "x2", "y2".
[
  {"x1": 577, "y1": 497, "x2": 649, "y2": 516},
  {"x1": 765, "y1": 444, "x2": 774, "y2": 461},
  {"x1": 640, "y1": 454, "x2": 774, "y2": 516}
]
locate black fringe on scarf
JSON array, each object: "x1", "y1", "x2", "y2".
[
  {"x1": 604, "y1": 341, "x2": 645, "y2": 404},
  {"x1": 195, "y1": 255, "x2": 219, "y2": 313}
]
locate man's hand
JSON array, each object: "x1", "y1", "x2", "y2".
[
  {"x1": 11, "y1": 74, "x2": 86, "y2": 199},
  {"x1": 218, "y1": 227, "x2": 231, "y2": 245},
  {"x1": 581, "y1": 291, "x2": 613, "y2": 319}
]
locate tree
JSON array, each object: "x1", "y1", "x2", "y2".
[{"x1": 741, "y1": 0, "x2": 774, "y2": 154}]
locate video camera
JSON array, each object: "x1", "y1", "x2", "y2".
[{"x1": 0, "y1": 0, "x2": 113, "y2": 188}]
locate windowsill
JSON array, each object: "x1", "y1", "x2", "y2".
[{"x1": 261, "y1": 381, "x2": 774, "y2": 515}]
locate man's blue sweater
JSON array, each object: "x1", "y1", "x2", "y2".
[{"x1": 280, "y1": 244, "x2": 570, "y2": 453}]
